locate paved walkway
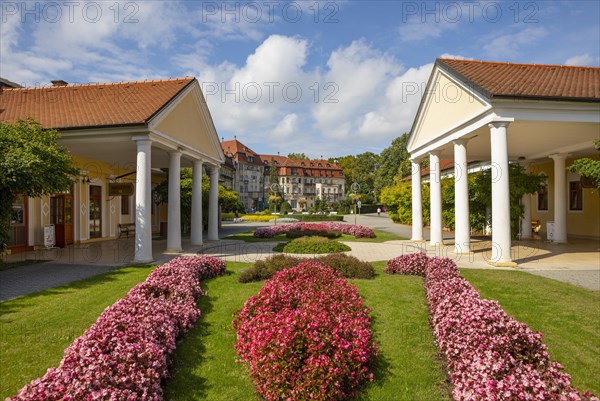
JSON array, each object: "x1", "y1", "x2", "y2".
[{"x1": 2, "y1": 215, "x2": 598, "y2": 301}]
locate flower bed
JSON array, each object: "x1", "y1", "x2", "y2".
[
  {"x1": 10, "y1": 256, "x2": 226, "y2": 401},
  {"x1": 233, "y1": 262, "x2": 377, "y2": 401},
  {"x1": 254, "y1": 222, "x2": 375, "y2": 239},
  {"x1": 386, "y1": 253, "x2": 599, "y2": 401},
  {"x1": 238, "y1": 253, "x2": 374, "y2": 283}
]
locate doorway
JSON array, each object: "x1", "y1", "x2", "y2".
[
  {"x1": 8, "y1": 195, "x2": 28, "y2": 250},
  {"x1": 51, "y1": 189, "x2": 74, "y2": 247},
  {"x1": 89, "y1": 185, "x2": 102, "y2": 238}
]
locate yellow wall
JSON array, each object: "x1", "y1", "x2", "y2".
[
  {"x1": 411, "y1": 71, "x2": 487, "y2": 151},
  {"x1": 155, "y1": 92, "x2": 222, "y2": 160},
  {"x1": 529, "y1": 156, "x2": 600, "y2": 239}
]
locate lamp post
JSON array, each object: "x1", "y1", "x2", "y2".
[
  {"x1": 350, "y1": 182, "x2": 359, "y2": 225},
  {"x1": 270, "y1": 183, "x2": 280, "y2": 225}
]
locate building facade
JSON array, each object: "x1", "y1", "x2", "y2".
[
  {"x1": 260, "y1": 155, "x2": 345, "y2": 210},
  {"x1": 2, "y1": 78, "x2": 224, "y2": 262},
  {"x1": 220, "y1": 139, "x2": 266, "y2": 211}
]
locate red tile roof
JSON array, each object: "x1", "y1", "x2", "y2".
[
  {"x1": 437, "y1": 58, "x2": 600, "y2": 101},
  {"x1": 260, "y1": 154, "x2": 344, "y2": 178},
  {"x1": 0, "y1": 78, "x2": 195, "y2": 129},
  {"x1": 221, "y1": 139, "x2": 264, "y2": 166}
]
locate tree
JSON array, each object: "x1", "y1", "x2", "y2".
[
  {"x1": 269, "y1": 158, "x2": 280, "y2": 187},
  {"x1": 374, "y1": 133, "x2": 411, "y2": 195},
  {"x1": 568, "y1": 140, "x2": 600, "y2": 192},
  {"x1": 336, "y1": 152, "x2": 380, "y2": 195},
  {"x1": 0, "y1": 119, "x2": 78, "y2": 251},
  {"x1": 287, "y1": 153, "x2": 308, "y2": 160}
]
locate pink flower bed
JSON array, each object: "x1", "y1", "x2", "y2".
[
  {"x1": 233, "y1": 262, "x2": 377, "y2": 401},
  {"x1": 388, "y1": 253, "x2": 598, "y2": 401},
  {"x1": 10, "y1": 256, "x2": 226, "y2": 401},
  {"x1": 254, "y1": 222, "x2": 375, "y2": 239},
  {"x1": 384, "y1": 252, "x2": 430, "y2": 275}
]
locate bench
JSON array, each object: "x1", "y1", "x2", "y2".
[{"x1": 118, "y1": 223, "x2": 136, "y2": 238}]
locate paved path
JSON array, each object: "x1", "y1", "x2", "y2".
[
  {"x1": 0, "y1": 221, "x2": 270, "y2": 302},
  {"x1": 2, "y1": 216, "x2": 598, "y2": 301}
]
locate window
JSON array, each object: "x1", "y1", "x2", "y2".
[
  {"x1": 121, "y1": 196, "x2": 130, "y2": 215},
  {"x1": 537, "y1": 177, "x2": 548, "y2": 211},
  {"x1": 569, "y1": 181, "x2": 583, "y2": 211}
]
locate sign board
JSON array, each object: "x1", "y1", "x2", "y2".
[
  {"x1": 357, "y1": 201, "x2": 362, "y2": 209},
  {"x1": 109, "y1": 182, "x2": 135, "y2": 197},
  {"x1": 44, "y1": 224, "x2": 56, "y2": 248}
]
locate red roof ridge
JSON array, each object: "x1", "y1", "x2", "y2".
[
  {"x1": 3, "y1": 77, "x2": 195, "y2": 91},
  {"x1": 437, "y1": 58, "x2": 599, "y2": 71}
]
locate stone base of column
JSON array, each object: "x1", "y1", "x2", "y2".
[
  {"x1": 410, "y1": 238, "x2": 427, "y2": 242},
  {"x1": 487, "y1": 260, "x2": 518, "y2": 267}
]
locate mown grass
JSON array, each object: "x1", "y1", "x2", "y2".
[
  {"x1": 225, "y1": 229, "x2": 405, "y2": 243},
  {"x1": 164, "y1": 261, "x2": 450, "y2": 401},
  {"x1": 0, "y1": 266, "x2": 155, "y2": 399},
  {"x1": 461, "y1": 269, "x2": 600, "y2": 396}
]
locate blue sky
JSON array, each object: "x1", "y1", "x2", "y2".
[{"x1": 2, "y1": 1, "x2": 599, "y2": 157}]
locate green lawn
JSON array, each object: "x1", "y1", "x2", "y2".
[
  {"x1": 164, "y1": 261, "x2": 450, "y2": 401},
  {"x1": 225, "y1": 229, "x2": 405, "y2": 243},
  {"x1": 2, "y1": 262, "x2": 597, "y2": 400},
  {"x1": 461, "y1": 269, "x2": 600, "y2": 396},
  {"x1": 0, "y1": 266, "x2": 155, "y2": 399}
]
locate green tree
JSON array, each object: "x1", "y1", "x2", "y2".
[
  {"x1": 568, "y1": 140, "x2": 600, "y2": 191},
  {"x1": 0, "y1": 119, "x2": 78, "y2": 251},
  {"x1": 287, "y1": 153, "x2": 308, "y2": 160},
  {"x1": 374, "y1": 133, "x2": 411, "y2": 195},
  {"x1": 336, "y1": 152, "x2": 380, "y2": 195}
]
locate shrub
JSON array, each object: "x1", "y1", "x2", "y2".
[
  {"x1": 280, "y1": 236, "x2": 351, "y2": 254},
  {"x1": 239, "y1": 254, "x2": 374, "y2": 283},
  {"x1": 384, "y1": 252, "x2": 430, "y2": 276},
  {"x1": 393, "y1": 254, "x2": 599, "y2": 401},
  {"x1": 10, "y1": 256, "x2": 225, "y2": 401},
  {"x1": 239, "y1": 254, "x2": 302, "y2": 283},
  {"x1": 317, "y1": 253, "x2": 375, "y2": 279},
  {"x1": 286, "y1": 228, "x2": 342, "y2": 239},
  {"x1": 233, "y1": 262, "x2": 377, "y2": 401}
]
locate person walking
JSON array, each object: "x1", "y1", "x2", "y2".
[{"x1": 377, "y1": 207, "x2": 381, "y2": 216}]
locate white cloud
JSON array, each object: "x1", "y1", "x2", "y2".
[
  {"x1": 483, "y1": 27, "x2": 548, "y2": 58},
  {"x1": 565, "y1": 53, "x2": 595, "y2": 66},
  {"x1": 439, "y1": 53, "x2": 472, "y2": 60},
  {"x1": 311, "y1": 40, "x2": 402, "y2": 139},
  {"x1": 272, "y1": 113, "x2": 299, "y2": 138},
  {"x1": 399, "y1": 20, "x2": 455, "y2": 42},
  {"x1": 191, "y1": 35, "x2": 316, "y2": 144}
]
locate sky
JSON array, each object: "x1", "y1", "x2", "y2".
[{"x1": 1, "y1": 0, "x2": 599, "y2": 158}]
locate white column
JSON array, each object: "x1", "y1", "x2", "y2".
[
  {"x1": 550, "y1": 153, "x2": 569, "y2": 243},
  {"x1": 166, "y1": 150, "x2": 182, "y2": 252},
  {"x1": 453, "y1": 139, "x2": 470, "y2": 253},
  {"x1": 489, "y1": 122, "x2": 513, "y2": 265},
  {"x1": 429, "y1": 151, "x2": 443, "y2": 245},
  {"x1": 208, "y1": 166, "x2": 220, "y2": 241},
  {"x1": 133, "y1": 139, "x2": 153, "y2": 263},
  {"x1": 411, "y1": 158, "x2": 424, "y2": 241},
  {"x1": 520, "y1": 162, "x2": 533, "y2": 239},
  {"x1": 521, "y1": 193, "x2": 532, "y2": 238},
  {"x1": 190, "y1": 160, "x2": 204, "y2": 245}
]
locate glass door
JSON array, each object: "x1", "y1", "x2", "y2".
[
  {"x1": 89, "y1": 185, "x2": 102, "y2": 238},
  {"x1": 9, "y1": 195, "x2": 27, "y2": 248}
]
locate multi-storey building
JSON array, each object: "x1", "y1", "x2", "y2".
[
  {"x1": 260, "y1": 155, "x2": 345, "y2": 210},
  {"x1": 220, "y1": 139, "x2": 266, "y2": 211}
]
